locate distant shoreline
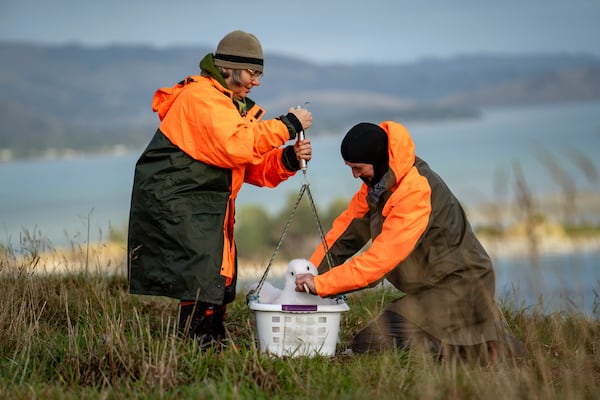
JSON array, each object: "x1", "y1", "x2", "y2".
[
  {"x1": 6, "y1": 233, "x2": 598, "y2": 277},
  {"x1": 480, "y1": 235, "x2": 600, "y2": 260}
]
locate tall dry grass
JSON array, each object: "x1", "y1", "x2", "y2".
[{"x1": 1, "y1": 235, "x2": 599, "y2": 399}]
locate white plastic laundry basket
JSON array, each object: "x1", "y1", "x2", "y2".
[{"x1": 249, "y1": 301, "x2": 349, "y2": 357}]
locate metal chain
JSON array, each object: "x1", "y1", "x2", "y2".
[
  {"x1": 304, "y1": 183, "x2": 334, "y2": 271},
  {"x1": 253, "y1": 180, "x2": 332, "y2": 296},
  {"x1": 254, "y1": 183, "x2": 307, "y2": 295}
]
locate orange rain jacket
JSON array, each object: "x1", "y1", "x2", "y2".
[
  {"x1": 128, "y1": 61, "x2": 299, "y2": 304},
  {"x1": 310, "y1": 121, "x2": 499, "y2": 345}
]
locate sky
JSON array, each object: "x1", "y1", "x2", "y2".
[{"x1": 1, "y1": 0, "x2": 600, "y2": 64}]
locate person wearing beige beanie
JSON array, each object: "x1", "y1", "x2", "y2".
[
  {"x1": 128, "y1": 30, "x2": 312, "y2": 349},
  {"x1": 213, "y1": 30, "x2": 264, "y2": 72}
]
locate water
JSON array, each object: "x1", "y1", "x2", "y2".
[
  {"x1": 0, "y1": 152, "x2": 136, "y2": 247},
  {"x1": 241, "y1": 100, "x2": 600, "y2": 214},
  {"x1": 1, "y1": 101, "x2": 599, "y2": 315},
  {"x1": 493, "y1": 250, "x2": 599, "y2": 316}
]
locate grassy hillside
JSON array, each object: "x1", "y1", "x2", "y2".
[{"x1": 0, "y1": 240, "x2": 599, "y2": 399}]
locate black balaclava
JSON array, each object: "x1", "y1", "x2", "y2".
[{"x1": 340, "y1": 122, "x2": 389, "y2": 185}]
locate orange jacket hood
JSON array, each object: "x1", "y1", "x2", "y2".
[{"x1": 381, "y1": 120, "x2": 416, "y2": 185}]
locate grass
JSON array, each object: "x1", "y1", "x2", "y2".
[{"x1": 1, "y1": 241, "x2": 599, "y2": 400}]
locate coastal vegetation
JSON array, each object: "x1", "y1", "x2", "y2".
[
  {"x1": 1, "y1": 150, "x2": 598, "y2": 398},
  {"x1": 0, "y1": 238, "x2": 599, "y2": 399}
]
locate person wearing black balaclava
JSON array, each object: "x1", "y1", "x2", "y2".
[
  {"x1": 295, "y1": 121, "x2": 526, "y2": 363},
  {"x1": 340, "y1": 122, "x2": 389, "y2": 185}
]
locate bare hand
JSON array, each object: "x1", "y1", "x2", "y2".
[
  {"x1": 295, "y1": 273, "x2": 317, "y2": 295},
  {"x1": 288, "y1": 107, "x2": 312, "y2": 131},
  {"x1": 294, "y1": 138, "x2": 312, "y2": 164}
]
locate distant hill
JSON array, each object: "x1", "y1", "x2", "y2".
[{"x1": 1, "y1": 41, "x2": 599, "y2": 160}]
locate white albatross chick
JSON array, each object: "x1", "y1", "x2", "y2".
[
  {"x1": 247, "y1": 281, "x2": 282, "y2": 304},
  {"x1": 274, "y1": 258, "x2": 335, "y2": 305}
]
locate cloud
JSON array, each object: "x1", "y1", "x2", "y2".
[{"x1": 1, "y1": 0, "x2": 599, "y2": 63}]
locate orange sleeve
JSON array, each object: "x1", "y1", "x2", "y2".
[
  {"x1": 309, "y1": 185, "x2": 369, "y2": 268},
  {"x1": 314, "y1": 167, "x2": 432, "y2": 297},
  {"x1": 243, "y1": 148, "x2": 295, "y2": 188},
  {"x1": 159, "y1": 79, "x2": 291, "y2": 168}
]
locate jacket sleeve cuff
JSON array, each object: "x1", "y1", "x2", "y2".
[
  {"x1": 277, "y1": 113, "x2": 303, "y2": 140},
  {"x1": 282, "y1": 145, "x2": 300, "y2": 171}
]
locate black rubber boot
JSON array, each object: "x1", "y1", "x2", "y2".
[
  {"x1": 178, "y1": 302, "x2": 226, "y2": 349},
  {"x1": 211, "y1": 305, "x2": 227, "y2": 339}
]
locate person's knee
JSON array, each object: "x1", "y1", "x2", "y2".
[{"x1": 351, "y1": 310, "x2": 405, "y2": 353}]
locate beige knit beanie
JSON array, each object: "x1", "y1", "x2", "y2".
[{"x1": 213, "y1": 30, "x2": 264, "y2": 72}]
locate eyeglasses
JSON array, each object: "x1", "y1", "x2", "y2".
[{"x1": 246, "y1": 69, "x2": 263, "y2": 82}]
